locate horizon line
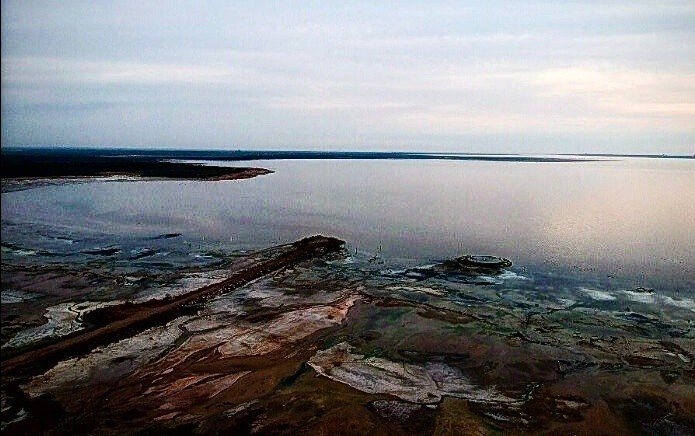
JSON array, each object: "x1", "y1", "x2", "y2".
[{"x1": 2, "y1": 146, "x2": 693, "y2": 160}]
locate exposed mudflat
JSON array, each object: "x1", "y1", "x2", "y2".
[{"x1": 2, "y1": 234, "x2": 693, "y2": 435}]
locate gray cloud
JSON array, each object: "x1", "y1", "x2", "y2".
[{"x1": 2, "y1": 0, "x2": 694, "y2": 152}]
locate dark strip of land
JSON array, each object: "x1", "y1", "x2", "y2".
[
  {"x1": 4, "y1": 148, "x2": 692, "y2": 174},
  {"x1": 1, "y1": 235, "x2": 344, "y2": 378},
  {"x1": 2, "y1": 147, "x2": 614, "y2": 167},
  {"x1": 0, "y1": 148, "x2": 272, "y2": 180}
]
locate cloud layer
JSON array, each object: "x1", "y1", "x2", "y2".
[{"x1": 2, "y1": 1, "x2": 694, "y2": 152}]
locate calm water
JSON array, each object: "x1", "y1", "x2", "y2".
[{"x1": 2, "y1": 157, "x2": 694, "y2": 293}]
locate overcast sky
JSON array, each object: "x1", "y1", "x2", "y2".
[{"x1": 2, "y1": 1, "x2": 694, "y2": 153}]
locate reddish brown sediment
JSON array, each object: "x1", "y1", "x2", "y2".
[
  {"x1": 3, "y1": 235, "x2": 694, "y2": 434},
  {"x1": 1, "y1": 235, "x2": 344, "y2": 377}
]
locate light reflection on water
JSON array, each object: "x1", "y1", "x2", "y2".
[{"x1": 1, "y1": 158, "x2": 693, "y2": 293}]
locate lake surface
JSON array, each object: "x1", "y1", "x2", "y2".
[{"x1": 2, "y1": 156, "x2": 694, "y2": 295}]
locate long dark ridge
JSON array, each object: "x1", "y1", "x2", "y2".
[
  {"x1": 0, "y1": 148, "x2": 273, "y2": 180},
  {"x1": 1, "y1": 235, "x2": 344, "y2": 378},
  {"x1": 2, "y1": 147, "x2": 607, "y2": 168}
]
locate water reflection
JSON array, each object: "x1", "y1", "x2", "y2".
[{"x1": 1, "y1": 158, "x2": 693, "y2": 291}]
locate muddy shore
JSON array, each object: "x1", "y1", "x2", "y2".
[
  {"x1": 1, "y1": 236, "x2": 343, "y2": 377},
  {"x1": 2, "y1": 233, "x2": 693, "y2": 434}
]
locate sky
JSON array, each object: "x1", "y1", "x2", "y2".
[{"x1": 1, "y1": 1, "x2": 694, "y2": 153}]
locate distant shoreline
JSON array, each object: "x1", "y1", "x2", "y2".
[
  {"x1": 0, "y1": 149, "x2": 273, "y2": 192},
  {"x1": 2, "y1": 147, "x2": 693, "y2": 161},
  {"x1": 2, "y1": 148, "x2": 691, "y2": 193}
]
